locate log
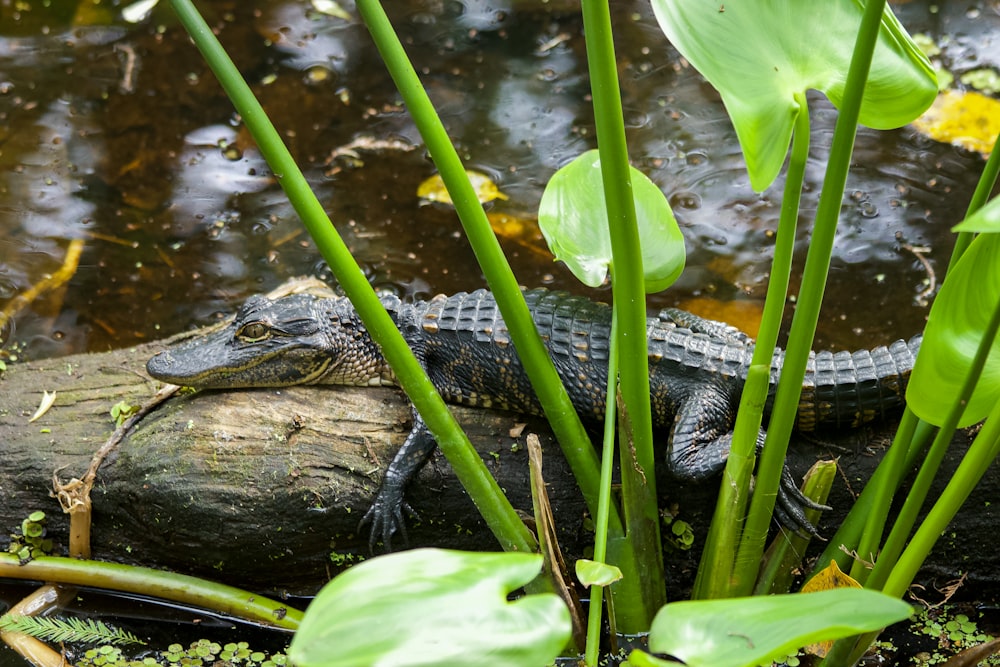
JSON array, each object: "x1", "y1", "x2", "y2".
[{"x1": 1, "y1": 315, "x2": 997, "y2": 598}]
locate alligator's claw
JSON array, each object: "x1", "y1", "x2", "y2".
[
  {"x1": 774, "y1": 465, "x2": 830, "y2": 537},
  {"x1": 359, "y1": 487, "x2": 420, "y2": 553},
  {"x1": 358, "y1": 411, "x2": 437, "y2": 552}
]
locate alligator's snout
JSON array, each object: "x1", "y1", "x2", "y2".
[{"x1": 146, "y1": 350, "x2": 186, "y2": 384}]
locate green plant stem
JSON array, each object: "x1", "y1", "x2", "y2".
[
  {"x1": 854, "y1": 131, "x2": 1000, "y2": 588},
  {"x1": 833, "y1": 402, "x2": 1000, "y2": 667},
  {"x1": 354, "y1": 0, "x2": 605, "y2": 530},
  {"x1": 812, "y1": 415, "x2": 934, "y2": 576},
  {"x1": 949, "y1": 130, "x2": 1000, "y2": 266},
  {"x1": 849, "y1": 407, "x2": 919, "y2": 584},
  {"x1": 858, "y1": 129, "x2": 1000, "y2": 585},
  {"x1": 0, "y1": 554, "x2": 301, "y2": 630},
  {"x1": 698, "y1": 90, "x2": 808, "y2": 599},
  {"x1": 754, "y1": 460, "x2": 836, "y2": 595},
  {"x1": 169, "y1": 0, "x2": 534, "y2": 554},
  {"x1": 585, "y1": 308, "x2": 620, "y2": 667},
  {"x1": 877, "y1": 295, "x2": 1000, "y2": 592},
  {"x1": 737, "y1": 0, "x2": 887, "y2": 576},
  {"x1": 825, "y1": 157, "x2": 1000, "y2": 667},
  {"x1": 579, "y1": 0, "x2": 664, "y2": 626}
]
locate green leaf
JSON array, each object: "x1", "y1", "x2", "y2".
[
  {"x1": 953, "y1": 194, "x2": 1000, "y2": 233},
  {"x1": 650, "y1": 0, "x2": 936, "y2": 191},
  {"x1": 638, "y1": 588, "x2": 911, "y2": 667},
  {"x1": 574, "y1": 559, "x2": 623, "y2": 588},
  {"x1": 288, "y1": 549, "x2": 570, "y2": 667},
  {"x1": 907, "y1": 231, "x2": 1000, "y2": 427},
  {"x1": 538, "y1": 150, "x2": 684, "y2": 292}
]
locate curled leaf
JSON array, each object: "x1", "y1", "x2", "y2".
[{"x1": 28, "y1": 391, "x2": 57, "y2": 423}]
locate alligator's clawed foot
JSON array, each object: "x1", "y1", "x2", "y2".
[
  {"x1": 358, "y1": 491, "x2": 420, "y2": 554},
  {"x1": 774, "y1": 467, "x2": 830, "y2": 537}
]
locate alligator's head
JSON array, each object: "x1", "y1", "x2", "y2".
[{"x1": 146, "y1": 293, "x2": 394, "y2": 388}]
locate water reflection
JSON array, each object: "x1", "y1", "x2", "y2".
[{"x1": 0, "y1": 0, "x2": 993, "y2": 361}]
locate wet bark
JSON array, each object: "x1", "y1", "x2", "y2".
[{"x1": 0, "y1": 334, "x2": 997, "y2": 598}]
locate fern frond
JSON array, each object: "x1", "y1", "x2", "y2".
[{"x1": 0, "y1": 613, "x2": 145, "y2": 646}]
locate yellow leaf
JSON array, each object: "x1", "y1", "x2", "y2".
[
  {"x1": 28, "y1": 391, "x2": 57, "y2": 423},
  {"x1": 417, "y1": 171, "x2": 509, "y2": 205},
  {"x1": 912, "y1": 89, "x2": 1000, "y2": 157},
  {"x1": 802, "y1": 560, "x2": 862, "y2": 593},
  {"x1": 801, "y1": 561, "x2": 863, "y2": 657}
]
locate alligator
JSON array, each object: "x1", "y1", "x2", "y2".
[{"x1": 146, "y1": 288, "x2": 921, "y2": 549}]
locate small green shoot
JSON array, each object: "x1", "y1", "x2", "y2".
[
  {"x1": 111, "y1": 400, "x2": 141, "y2": 428},
  {"x1": 8, "y1": 510, "x2": 53, "y2": 561},
  {"x1": 575, "y1": 559, "x2": 623, "y2": 588}
]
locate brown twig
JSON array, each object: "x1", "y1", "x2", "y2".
[
  {"x1": 901, "y1": 242, "x2": 936, "y2": 306},
  {"x1": 0, "y1": 239, "x2": 85, "y2": 337},
  {"x1": 53, "y1": 383, "x2": 181, "y2": 559}
]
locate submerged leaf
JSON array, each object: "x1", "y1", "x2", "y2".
[
  {"x1": 289, "y1": 549, "x2": 570, "y2": 667},
  {"x1": 912, "y1": 89, "x2": 1000, "y2": 157},
  {"x1": 538, "y1": 150, "x2": 684, "y2": 292},
  {"x1": 651, "y1": 0, "x2": 936, "y2": 191},
  {"x1": 418, "y1": 170, "x2": 509, "y2": 205}
]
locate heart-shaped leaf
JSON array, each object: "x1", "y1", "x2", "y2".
[
  {"x1": 289, "y1": 549, "x2": 570, "y2": 667},
  {"x1": 650, "y1": 0, "x2": 937, "y2": 191},
  {"x1": 538, "y1": 150, "x2": 684, "y2": 292}
]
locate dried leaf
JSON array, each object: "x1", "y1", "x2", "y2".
[
  {"x1": 801, "y1": 561, "x2": 863, "y2": 657},
  {"x1": 28, "y1": 391, "x2": 57, "y2": 423}
]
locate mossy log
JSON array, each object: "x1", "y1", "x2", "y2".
[{"x1": 1, "y1": 328, "x2": 997, "y2": 597}]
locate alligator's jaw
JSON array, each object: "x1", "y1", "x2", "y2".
[{"x1": 146, "y1": 328, "x2": 334, "y2": 388}]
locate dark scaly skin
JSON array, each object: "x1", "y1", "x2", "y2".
[{"x1": 147, "y1": 288, "x2": 922, "y2": 549}]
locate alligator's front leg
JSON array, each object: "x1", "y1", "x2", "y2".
[
  {"x1": 359, "y1": 409, "x2": 436, "y2": 552},
  {"x1": 668, "y1": 388, "x2": 827, "y2": 534}
]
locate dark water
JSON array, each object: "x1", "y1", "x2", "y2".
[{"x1": 0, "y1": 0, "x2": 994, "y2": 363}]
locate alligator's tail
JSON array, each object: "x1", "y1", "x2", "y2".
[{"x1": 789, "y1": 334, "x2": 922, "y2": 432}]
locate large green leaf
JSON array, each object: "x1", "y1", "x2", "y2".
[
  {"x1": 288, "y1": 549, "x2": 570, "y2": 667},
  {"x1": 635, "y1": 588, "x2": 912, "y2": 667},
  {"x1": 907, "y1": 202, "x2": 1000, "y2": 427},
  {"x1": 650, "y1": 0, "x2": 936, "y2": 192},
  {"x1": 538, "y1": 150, "x2": 684, "y2": 292}
]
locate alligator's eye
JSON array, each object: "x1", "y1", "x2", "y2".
[{"x1": 237, "y1": 322, "x2": 270, "y2": 342}]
